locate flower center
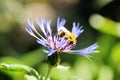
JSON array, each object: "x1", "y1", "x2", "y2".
[
  {"x1": 46, "y1": 27, "x2": 76, "y2": 52},
  {"x1": 56, "y1": 27, "x2": 76, "y2": 52}
]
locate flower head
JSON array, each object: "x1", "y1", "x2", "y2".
[{"x1": 26, "y1": 17, "x2": 99, "y2": 60}]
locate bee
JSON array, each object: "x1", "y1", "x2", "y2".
[{"x1": 58, "y1": 27, "x2": 76, "y2": 44}]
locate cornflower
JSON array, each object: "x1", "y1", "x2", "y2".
[
  {"x1": 25, "y1": 17, "x2": 99, "y2": 79},
  {"x1": 25, "y1": 17, "x2": 99, "y2": 80},
  {"x1": 26, "y1": 17, "x2": 99, "y2": 63}
]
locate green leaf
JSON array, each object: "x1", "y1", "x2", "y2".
[{"x1": 0, "y1": 63, "x2": 41, "y2": 80}]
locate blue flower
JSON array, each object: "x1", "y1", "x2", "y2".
[{"x1": 26, "y1": 17, "x2": 99, "y2": 60}]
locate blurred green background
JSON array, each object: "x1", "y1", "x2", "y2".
[{"x1": 0, "y1": 0, "x2": 120, "y2": 80}]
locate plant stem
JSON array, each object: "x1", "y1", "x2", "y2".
[
  {"x1": 45, "y1": 66, "x2": 53, "y2": 80},
  {"x1": 45, "y1": 52, "x2": 61, "y2": 80}
]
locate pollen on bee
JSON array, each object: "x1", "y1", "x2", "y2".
[
  {"x1": 58, "y1": 27, "x2": 76, "y2": 44},
  {"x1": 67, "y1": 33, "x2": 76, "y2": 44}
]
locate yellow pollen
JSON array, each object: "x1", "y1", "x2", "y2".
[{"x1": 58, "y1": 27, "x2": 76, "y2": 44}]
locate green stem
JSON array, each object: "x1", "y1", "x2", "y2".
[
  {"x1": 45, "y1": 66, "x2": 53, "y2": 80},
  {"x1": 45, "y1": 52, "x2": 61, "y2": 80}
]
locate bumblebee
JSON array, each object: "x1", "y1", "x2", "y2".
[{"x1": 58, "y1": 27, "x2": 76, "y2": 44}]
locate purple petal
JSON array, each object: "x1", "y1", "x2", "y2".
[
  {"x1": 72, "y1": 22, "x2": 84, "y2": 37},
  {"x1": 36, "y1": 18, "x2": 46, "y2": 36},
  {"x1": 37, "y1": 39, "x2": 47, "y2": 47},
  {"x1": 26, "y1": 19, "x2": 45, "y2": 41},
  {"x1": 57, "y1": 17, "x2": 66, "y2": 32},
  {"x1": 25, "y1": 24, "x2": 40, "y2": 40},
  {"x1": 27, "y1": 19, "x2": 36, "y2": 32},
  {"x1": 66, "y1": 43, "x2": 99, "y2": 56},
  {"x1": 46, "y1": 20, "x2": 52, "y2": 35},
  {"x1": 43, "y1": 49, "x2": 56, "y2": 56}
]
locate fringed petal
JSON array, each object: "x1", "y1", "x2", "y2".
[
  {"x1": 72, "y1": 22, "x2": 84, "y2": 37},
  {"x1": 43, "y1": 49, "x2": 56, "y2": 56},
  {"x1": 37, "y1": 39, "x2": 47, "y2": 47},
  {"x1": 25, "y1": 24, "x2": 40, "y2": 40},
  {"x1": 36, "y1": 18, "x2": 46, "y2": 36},
  {"x1": 57, "y1": 17, "x2": 66, "y2": 32},
  {"x1": 66, "y1": 43, "x2": 99, "y2": 59},
  {"x1": 46, "y1": 20, "x2": 52, "y2": 35},
  {"x1": 26, "y1": 19, "x2": 45, "y2": 41}
]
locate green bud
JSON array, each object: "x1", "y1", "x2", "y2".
[{"x1": 47, "y1": 52, "x2": 61, "y2": 67}]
